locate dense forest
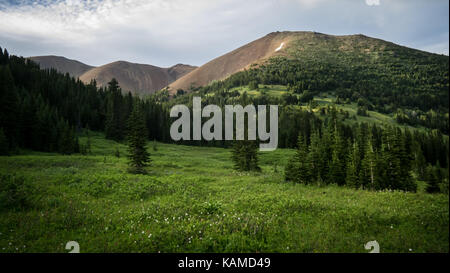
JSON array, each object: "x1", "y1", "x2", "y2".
[
  {"x1": 0, "y1": 47, "x2": 169, "y2": 155},
  {"x1": 0, "y1": 47, "x2": 448, "y2": 193}
]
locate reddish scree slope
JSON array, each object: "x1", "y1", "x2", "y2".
[{"x1": 167, "y1": 31, "x2": 301, "y2": 94}]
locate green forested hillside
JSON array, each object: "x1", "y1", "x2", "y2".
[{"x1": 171, "y1": 33, "x2": 449, "y2": 133}]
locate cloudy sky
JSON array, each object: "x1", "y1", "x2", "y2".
[{"x1": 0, "y1": 0, "x2": 448, "y2": 67}]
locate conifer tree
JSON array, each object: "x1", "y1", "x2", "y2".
[
  {"x1": 361, "y1": 139, "x2": 377, "y2": 189},
  {"x1": 127, "y1": 103, "x2": 150, "y2": 174},
  {"x1": 231, "y1": 140, "x2": 260, "y2": 172},
  {"x1": 329, "y1": 126, "x2": 347, "y2": 185},
  {"x1": 285, "y1": 134, "x2": 311, "y2": 184},
  {"x1": 413, "y1": 141, "x2": 426, "y2": 179},
  {"x1": 309, "y1": 130, "x2": 322, "y2": 182},
  {"x1": 346, "y1": 141, "x2": 359, "y2": 188},
  {"x1": 57, "y1": 120, "x2": 78, "y2": 155},
  {"x1": 105, "y1": 79, "x2": 125, "y2": 141}
]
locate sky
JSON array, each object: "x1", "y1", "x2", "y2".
[{"x1": 0, "y1": 0, "x2": 448, "y2": 67}]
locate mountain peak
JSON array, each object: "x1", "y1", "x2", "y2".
[{"x1": 28, "y1": 55, "x2": 95, "y2": 78}]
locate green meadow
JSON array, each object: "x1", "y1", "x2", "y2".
[{"x1": 0, "y1": 133, "x2": 448, "y2": 253}]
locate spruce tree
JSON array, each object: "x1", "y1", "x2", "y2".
[
  {"x1": 309, "y1": 130, "x2": 322, "y2": 182},
  {"x1": 361, "y1": 139, "x2": 377, "y2": 189},
  {"x1": 285, "y1": 134, "x2": 311, "y2": 184},
  {"x1": 127, "y1": 103, "x2": 150, "y2": 174},
  {"x1": 105, "y1": 79, "x2": 125, "y2": 141},
  {"x1": 231, "y1": 140, "x2": 260, "y2": 172},
  {"x1": 329, "y1": 126, "x2": 347, "y2": 186},
  {"x1": 346, "y1": 141, "x2": 359, "y2": 188}
]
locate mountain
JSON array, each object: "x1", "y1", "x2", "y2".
[
  {"x1": 168, "y1": 31, "x2": 295, "y2": 93},
  {"x1": 78, "y1": 61, "x2": 196, "y2": 95},
  {"x1": 167, "y1": 31, "x2": 449, "y2": 94},
  {"x1": 28, "y1": 55, "x2": 94, "y2": 78},
  {"x1": 169, "y1": 31, "x2": 448, "y2": 133},
  {"x1": 28, "y1": 56, "x2": 196, "y2": 95}
]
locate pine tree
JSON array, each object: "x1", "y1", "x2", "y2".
[
  {"x1": 361, "y1": 139, "x2": 377, "y2": 189},
  {"x1": 396, "y1": 129, "x2": 416, "y2": 192},
  {"x1": 413, "y1": 141, "x2": 426, "y2": 179},
  {"x1": 285, "y1": 134, "x2": 311, "y2": 184},
  {"x1": 231, "y1": 140, "x2": 260, "y2": 172},
  {"x1": 328, "y1": 122, "x2": 347, "y2": 186},
  {"x1": 309, "y1": 130, "x2": 322, "y2": 182},
  {"x1": 105, "y1": 79, "x2": 125, "y2": 141},
  {"x1": 379, "y1": 126, "x2": 416, "y2": 191},
  {"x1": 346, "y1": 141, "x2": 359, "y2": 188},
  {"x1": 127, "y1": 103, "x2": 150, "y2": 174}
]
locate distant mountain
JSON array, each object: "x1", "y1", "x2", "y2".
[
  {"x1": 28, "y1": 56, "x2": 196, "y2": 95},
  {"x1": 28, "y1": 55, "x2": 94, "y2": 78},
  {"x1": 78, "y1": 61, "x2": 196, "y2": 95}
]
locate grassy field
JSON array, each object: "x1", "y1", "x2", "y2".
[{"x1": 0, "y1": 133, "x2": 448, "y2": 253}]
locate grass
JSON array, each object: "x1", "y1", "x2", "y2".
[
  {"x1": 229, "y1": 84, "x2": 288, "y2": 98},
  {"x1": 0, "y1": 133, "x2": 448, "y2": 253}
]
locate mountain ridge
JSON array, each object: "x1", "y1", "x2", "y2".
[
  {"x1": 167, "y1": 31, "x2": 448, "y2": 94},
  {"x1": 28, "y1": 56, "x2": 196, "y2": 95},
  {"x1": 28, "y1": 55, "x2": 95, "y2": 78}
]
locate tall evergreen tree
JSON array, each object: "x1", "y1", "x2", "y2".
[
  {"x1": 285, "y1": 134, "x2": 312, "y2": 184},
  {"x1": 105, "y1": 78, "x2": 125, "y2": 141},
  {"x1": 346, "y1": 140, "x2": 359, "y2": 188},
  {"x1": 361, "y1": 138, "x2": 378, "y2": 189},
  {"x1": 127, "y1": 103, "x2": 150, "y2": 174},
  {"x1": 57, "y1": 120, "x2": 78, "y2": 155},
  {"x1": 329, "y1": 126, "x2": 347, "y2": 185},
  {"x1": 309, "y1": 130, "x2": 322, "y2": 182},
  {"x1": 231, "y1": 140, "x2": 261, "y2": 172}
]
